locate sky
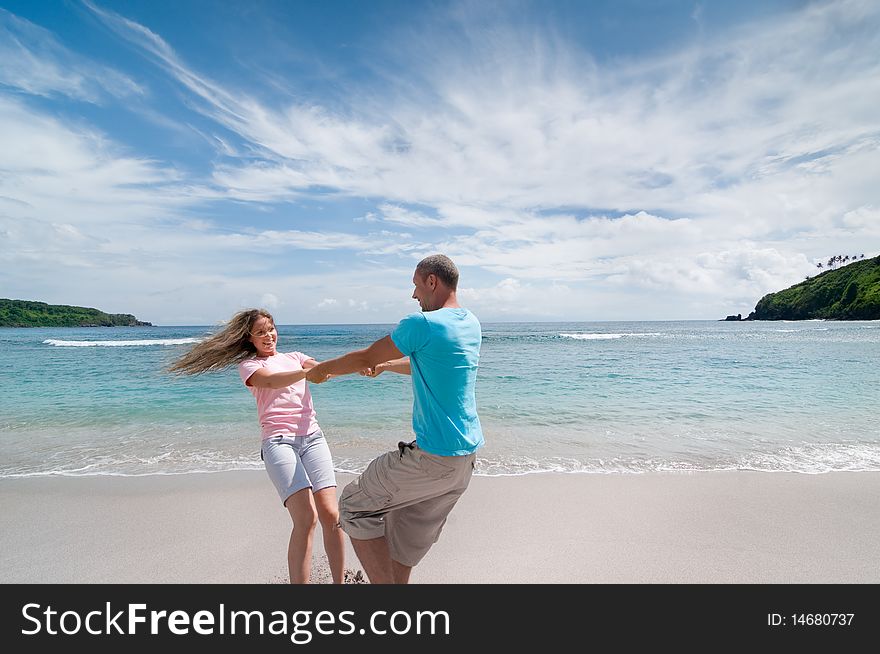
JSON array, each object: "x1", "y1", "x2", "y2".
[{"x1": 1, "y1": 0, "x2": 878, "y2": 325}]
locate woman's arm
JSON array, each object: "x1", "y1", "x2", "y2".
[
  {"x1": 245, "y1": 358, "x2": 318, "y2": 389},
  {"x1": 361, "y1": 357, "x2": 411, "y2": 377}
]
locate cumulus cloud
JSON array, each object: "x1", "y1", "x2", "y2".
[{"x1": 839, "y1": 207, "x2": 880, "y2": 236}]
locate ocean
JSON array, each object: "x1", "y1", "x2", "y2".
[{"x1": 1, "y1": 320, "x2": 878, "y2": 477}]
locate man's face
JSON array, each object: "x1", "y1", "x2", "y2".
[{"x1": 411, "y1": 271, "x2": 434, "y2": 311}]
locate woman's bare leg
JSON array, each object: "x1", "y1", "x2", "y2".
[
  {"x1": 285, "y1": 487, "x2": 317, "y2": 584},
  {"x1": 313, "y1": 486, "x2": 345, "y2": 584}
]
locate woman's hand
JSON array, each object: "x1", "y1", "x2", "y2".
[
  {"x1": 359, "y1": 365, "x2": 383, "y2": 377},
  {"x1": 305, "y1": 364, "x2": 332, "y2": 384}
]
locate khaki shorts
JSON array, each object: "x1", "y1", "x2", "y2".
[{"x1": 338, "y1": 442, "x2": 476, "y2": 567}]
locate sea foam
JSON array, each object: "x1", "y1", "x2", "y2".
[
  {"x1": 43, "y1": 338, "x2": 202, "y2": 347},
  {"x1": 559, "y1": 332, "x2": 663, "y2": 340}
]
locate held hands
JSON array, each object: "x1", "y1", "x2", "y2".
[
  {"x1": 359, "y1": 364, "x2": 383, "y2": 378},
  {"x1": 305, "y1": 361, "x2": 385, "y2": 383},
  {"x1": 305, "y1": 364, "x2": 332, "y2": 384}
]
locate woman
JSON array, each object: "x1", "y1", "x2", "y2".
[{"x1": 169, "y1": 309, "x2": 344, "y2": 584}]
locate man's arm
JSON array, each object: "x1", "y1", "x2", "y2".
[{"x1": 306, "y1": 336, "x2": 404, "y2": 383}]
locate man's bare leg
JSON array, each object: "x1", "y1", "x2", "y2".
[
  {"x1": 350, "y1": 536, "x2": 396, "y2": 584},
  {"x1": 391, "y1": 559, "x2": 412, "y2": 584}
]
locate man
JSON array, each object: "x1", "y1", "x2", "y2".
[{"x1": 306, "y1": 254, "x2": 483, "y2": 583}]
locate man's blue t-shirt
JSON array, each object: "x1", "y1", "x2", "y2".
[{"x1": 391, "y1": 307, "x2": 484, "y2": 456}]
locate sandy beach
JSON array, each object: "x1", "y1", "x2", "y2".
[{"x1": 1, "y1": 470, "x2": 878, "y2": 584}]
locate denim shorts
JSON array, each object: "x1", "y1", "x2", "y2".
[{"x1": 260, "y1": 428, "x2": 337, "y2": 506}]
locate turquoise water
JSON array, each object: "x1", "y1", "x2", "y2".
[{"x1": 1, "y1": 321, "x2": 878, "y2": 476}]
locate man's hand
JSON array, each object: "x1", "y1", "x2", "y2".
[
  {"x1": 359, "y1": 365, "x2": 383, "y2": 378},
  {"x1": 303, "y1": 336, "x2": 403, "y2": 383}
]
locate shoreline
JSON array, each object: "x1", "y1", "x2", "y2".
[
  {"x1": 5, "y1": 465, "x2": 880, "y2": 479},
  {"x1": 2, "y1": 470, "x2": 878, "y2": 583}
]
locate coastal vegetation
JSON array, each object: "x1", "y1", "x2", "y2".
[
  {"x1": 747, "y1": 254, "x2": 880, "y2": 320},
  {"x1": 0, "y1": 299, "x2": 152, "y2": 327},
  {"x1": 816, "y1": 253, "x2": 865, "y2": 270}
]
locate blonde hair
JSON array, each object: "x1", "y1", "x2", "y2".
[{"x1": 167, "y1": 309, "x2": 274, "y2": 375}]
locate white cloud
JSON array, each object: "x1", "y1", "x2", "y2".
[
  {"x1": 0, "y1": 96, "x2": 198, "y2": 231},
  {"x1": 839, "y1": 206, "x2": 880, "y2": 236},
  {"x1": 377, "y1": 204, "x2": 445, "y2": 228},
  {"x1": 2, "y1": 1, "x2": 878, "y2": 323},
  {"x1": 347, "y1": 299, "x2": 370, "y2": 311},
  {"x1": 260, "y1": 293, "x2": 279, "y2": 310},
  {"x1": 0, "y1": 9, "x2": 143, "y2": 102},
  {"x1": 83, "y1": 0, "x2": 880, "y2": 230},
  {"x1": 214, "y1": 229, "x2": 376, "y2": 252}
]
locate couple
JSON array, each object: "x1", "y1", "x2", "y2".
[{"x1": 169, "y1": 255, "x2": 483, "y2": 584}]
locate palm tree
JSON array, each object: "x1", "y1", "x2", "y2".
[{"x1": 819, "y1": 253, "x2": 873, "y2": 271}]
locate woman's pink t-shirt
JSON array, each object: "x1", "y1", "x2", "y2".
[{"x1": 238, "y1": 352, "x2": 319, "y2": 440}]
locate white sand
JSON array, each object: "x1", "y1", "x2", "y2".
[{"x1": 1, "y1": 470, "x2": 878, "y2": 583}]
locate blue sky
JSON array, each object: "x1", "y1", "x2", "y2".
[{"x1": 1, "y1": 0, "x2": 878, "y2": 325}]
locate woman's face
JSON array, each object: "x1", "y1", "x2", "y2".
[{"x1": 248, "y1": 316, "x2": 277, "y2": 357}]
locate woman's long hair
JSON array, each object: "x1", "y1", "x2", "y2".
[{"x1": 167, "y1": 309, "x2": 273, "y2": 375}]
